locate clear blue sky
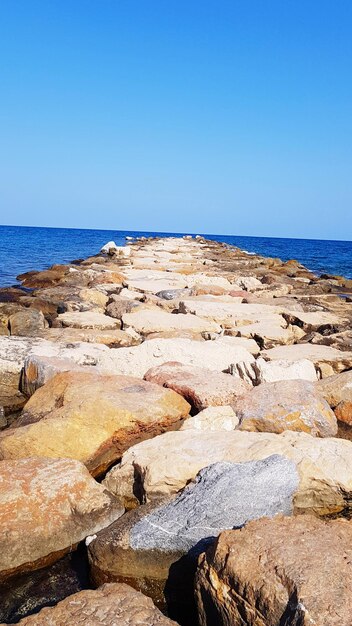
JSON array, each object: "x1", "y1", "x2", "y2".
[{"x1": 1, "y1": 1, "x2": 351, "y2": 239}]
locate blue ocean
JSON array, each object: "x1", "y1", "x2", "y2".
[{"x1": 0, "y1": 224, "x2": 351, "y2": 287}]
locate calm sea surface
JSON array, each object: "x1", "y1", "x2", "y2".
[{"x1": 0, "y1": 224, "x2": 351, "y2": 287}]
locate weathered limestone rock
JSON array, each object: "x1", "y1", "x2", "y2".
[
  {"x1": 262, "y1": 343, "x2": 352, "y2": 377},
  {"x1": 283, "y1": 309, "x2": 347, "y2": 331},
  {"x1": 104, "y1": 429, "x2": 352, "y2": 515},
  {"x1": 0, "y1": 336, "x2": 53, "y2": 414},
  {"x1": 122, "y1": 309, "x2": 222, "y2": 337},
  {"x1": 105, "y1": 298, "x2": 140, "y2": 319},
  {"x1": 8, "y1": 309, "x2": 47, "y2": 337},
  {"x1": 233, "y1": 319, "x2": 305, "y2": 347},
  {"x1": 144, "y1": 362, "x2": 250, "y2": 411},
  {"x1": 38, "y1": 326, "x2": 141, "y2": 347},
  {"x1": 317, "y1": 370, "x2": 352, "y2": 425},
  {"x1": 78, "y1": 288, "x2": 108, "y2": 308},
  {"x1": 0, "y1": 457, "x2": 123, "y2": 581},
  {"x1": 0, "y1": 371, "x2": 190, "y2": 475},
  {"x1": 237, "y1": 379, "x2": 337, "y2": 437},
  {"x1": 180, "y1": 406, "x2": 239, "y2": 431},
  {"x1": 94, "y1": 337, "x2": 256, "y2": 378},
  {"x1": 57, "y1": 310, "x2": 121, "y2": 330},
  {"x1": 89, "y1": 457, "x2": 298, "y2": 620},
  {"x1": 234, "y1": 357, "x2": 317, "y2": 384},
  {"x1": 0, "y1": 583, "x2": 177, "y2": 625},
  {"x1": 195, "y1": 515, "x2": 352, "y2": 626}
]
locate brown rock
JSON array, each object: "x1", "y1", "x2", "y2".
[
  {"x1": 0, "y1": 583, "x2": 176, "y2": 625},
  {"x1": 38, "y1": 326, "x2": 141, "y2": 347},
  {"x1": 195, "y1": 515, "x2": 352, "y2": 626},
  {"x1": 238, "y1": 379, "x2": 337, "y2": 437},
  {"x1": 317, "y1": 370, "x2": 352, "y2": 425},
  {"x1": 0, "y1": 371, "x2": 190, "y2": 475},
  {"x1": 17, "y1": 265, "x2": 70, "y2": 288},
  {"x1": 105, "y1": 298, "x2": 140, "y2": 319},
  {"x1": 144, "y1": 362, "x2": 250, "y2": 411},
  {"x1": 9, "y1": 309, "x2": 46, "y2": 337},
  {"x1": 0, "y1": 457, "x2": 123, "y2": 581}
]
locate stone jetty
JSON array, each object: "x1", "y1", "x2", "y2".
[{"x1": 0, "y1": 235, "x2": 352, "y2": 625}]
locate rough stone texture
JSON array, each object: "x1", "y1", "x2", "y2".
[
  {"x1": 234, "y1": 357, "x2": 318, "y2": 384},
  {"x1": 262, "y1": 343, "x2": 352, "y2": 377},
  {"x1": 104, "y1": 429, "x2": 352, "y2": 515},
  {"x1": 78, "y1": 288, "x2": 108, "y2": 308},
  {"x1": 122, "y1": 308, "x2": 222, "y2": 336},
  {"x1": 57, "y1": 310, "x2": 121, "y2": 330},
  {"x1": 180, "y1": 406, "x2": 239, "y2": 431},
  {"x1": 0, "y1": 583, "x2": 177, "y2": 625},
  {"x1": 0, "y1": 457, "x2": 123, "y2": 581},
  {"x1": 95, "y1": 337, "x2": 255, "y2": 378},
  {"x1": 8, "y1": 309, "x2": 47, "y2": 337},
  {"x1": 105, "y1": 298, "x2": 140, "y2": 319},
  {"x1": 237, "y1": 379, "x2": 337, "y2": 437},
  {"x1": 0, "y1": 336, "x2": 52, "y2": 414},
  {"x1": 38, "y1": 326, "x2": 141, "y2": 347},
  {"x1": 233, "y1": 319, "x2": 305, "y2": 348},
  {"x1": 89, "y1": 457, "x2": 298, "y2": 620},
  {"x1": 0, "y1": 371, "x2": 190, "y2": 475},
  {"x1": 195, "y1": 515, "x2": 352, "y2": 626},
  {"x1": 317, "y1": 370, "x2": 352, "y2": 425},
  {"x1": 144, "y1": 362, "x2": 250, "y2": 411}
]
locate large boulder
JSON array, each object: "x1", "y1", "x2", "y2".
[
  {"x1": 89, "y1": 457, "x2": 298, "y2": 622},
  {"x1": 103, "y1": 429, "x2": 352, "y2": 515},
  {"x1": 317, "y1": 370, "x2": 352, "y2": 425},
  {"x1": 234, "y1": 357, "x2": 318, "y2": 384},
  {"x1": 0, "y1": 371, "x2": 190, "y2": 475},
  {"x1": 195, "y1": 515, "x2": 352, "y2": 626},
  {"x1": 144, "y1": 362, "x2": 250, "y2": 411},
  {"x1": 237, "y1": 379, "x2": 337, "y2": 437},
  {"x1": 0, "y1": 583, "x2": 177, "y2": 625},
  {"x1": 0, "y1": 457, "x2": 123, "y2": 581},
  {"x1": 91, "y1": 337, "x2": 256, "y2": 378}
]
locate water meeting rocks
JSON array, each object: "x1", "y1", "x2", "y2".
[
  {"x1": 0, "y1": 457, "x2": 123, "y2": 581},
  {"x1": 0, "y1": 371, "x2": 190, "y2": 475}
]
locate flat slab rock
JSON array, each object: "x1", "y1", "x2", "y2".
[
  {"x1": 57, "y1": 310, "x2": 121, "y2": 330},
  {"x1": 237, "y1": 379, "x2": 337, "y2": 437},
  {"x1": 235, "y1": 357, "x2": 318, "y2": 385},
  {"x1": 144, "y1": 362, "x2": 250, "y2": 411},
  {"x1": 89, "y1": 457, "x2": 298, "y2": 617},
  {"x1": 195, "y1": 515, "x2": 352, "y2": 626},
  {"x1": 96, "y1": 337, "x2": 256, "y2": 378},
  {"x1": 262, "y1": 343, "x2": 352, "y2": 377},
  {"x1": 0, "y1": 457, "x2": 123, "y2": 581},
  {"x1": 122, "y1": 308, "x2": 222, "y2": 336},
  {"x1": 104, "y1": 429, "x2": 352, "y2": 515},
  {"x1": 0, "y1": 583, "x2": 177, "y2": 625},
  {"x1": 0, "y1": 371, "x2": 190, "y2": 476}
]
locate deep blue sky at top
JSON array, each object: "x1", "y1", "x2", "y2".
[{"x1": 0, "y1": 1, "x2": 351, "y2": 239}]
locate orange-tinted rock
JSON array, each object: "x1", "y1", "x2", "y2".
[
  {"x1": 144, "y1": 361, "x2": 250, "y2": 411},
  {"x1": 0, "y1": 371, "x2": 190, "y2": 475},
  {"x1": 0, "y1": 457, "x2": 123, "y2": 581},
  {"x1": 195, "y1": 515, "x2": 352, "y2": 626},
  {"x1": 317, "y1": 370, "x2": 352, "y2": 425},
  {"x1": 238, "y1": 379, "x2": 337, "y2": 437}
]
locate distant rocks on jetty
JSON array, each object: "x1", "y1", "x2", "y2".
[{"x1": 0, "y1": 234, "x2": 352, "y2": 625}]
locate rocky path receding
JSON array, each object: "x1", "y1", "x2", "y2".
[{"x1": 0, "y1": 235, "x2": 352, "y2": 625}]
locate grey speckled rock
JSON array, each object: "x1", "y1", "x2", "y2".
[
  {"x1": 89, "y1": 456, "x2": 298, "y2": 624},
  {"x1": 130, "y1": 455, "x2": 298, "y2": 553}
]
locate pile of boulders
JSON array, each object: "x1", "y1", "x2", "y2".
[{"x1": 0, "y1": 235, "x2": 352, "y2": 625}]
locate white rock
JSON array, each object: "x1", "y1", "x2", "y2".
[{"x1": 180, "y1": 405, "x2": 239, "y2": 431}]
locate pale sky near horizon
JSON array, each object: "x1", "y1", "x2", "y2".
[{"x1": 0, "y1": 1, "x2": 351, "y2": 240}]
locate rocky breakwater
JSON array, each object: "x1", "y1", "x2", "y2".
[{"x1": 0, "y1": 234, "x2": 352, "y2": 625}]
